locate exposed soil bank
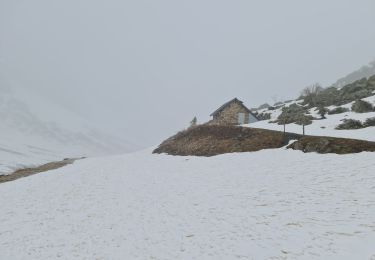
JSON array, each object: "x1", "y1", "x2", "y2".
[
  {"x1": 287, "y1": 136, "x2": 375, "y2": 154},
  {"x1": 153, "y1": 125, "x2": 301, "y2": 156},
  {"x1": 153, "y1": 125, "x2": 375, "y2": 156},
  {"x1": 0, "y1": 158, "x2": 79, "y2": 184}
]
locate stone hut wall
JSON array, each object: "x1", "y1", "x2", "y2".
[{"x1": 212, "y1": 102, "x2": 250, "y2": 125}]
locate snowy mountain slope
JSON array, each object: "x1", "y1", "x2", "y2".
[
  {"x1": 0, "y1": 148, "x2": 374, "y2": 259},
  {"x1": 249, "y1": 94, "x2": 375, "y2": 141},
  {"x1": 0, "y1": 86, "x2": 137, "y2": 174}
]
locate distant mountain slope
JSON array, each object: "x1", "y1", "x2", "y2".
[
  {"x1": 331, "y1": 59, "x2": 375, "y2": 88},
  {"x1": 251, "y1": 67, "x2": 375, "y2": 142},
  {"x1": 0, "y1": 85, "x2": 138, "y2": 175},
  {"x1": 251, "y1": 94, "x2": 375, "y2": 142}
]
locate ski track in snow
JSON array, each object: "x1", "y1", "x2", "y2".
[{"x1": 0, "y1": 149, "x2": 374, "y2": 259}]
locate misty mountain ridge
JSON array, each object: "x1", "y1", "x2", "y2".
[
  {"x1": 331, "y1": 59, "x2": 375, "y2": 88},
  {"x1": 253, "y1": 59, "x2": 375, "y2": 111},
  {"x1": 249, "y1": 59, "x2": 375, "y2": 145},
  {"x1": 0, "y1": 84, "x2": 137, "y2": 174}
]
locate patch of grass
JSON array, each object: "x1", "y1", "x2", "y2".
[
  {"x1": 154, "y1": 124, "x2": 375, "y2": 156},
  {"x1": 0, "y1": 158, "x2": 78, "y2": 184},
  {"x1": 153, "y1": 125, "x2": 301, "y2": 156}
]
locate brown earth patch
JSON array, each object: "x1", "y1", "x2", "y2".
[
  {"x1": 0, "y1": 158, "x2": 79, "y2": 184},
  {"x1": 153, "y1": 125, "x2": 301, "y2": 156},
  {"x1": 153, "y1": 124, "x2": 375, "y2": 156}
]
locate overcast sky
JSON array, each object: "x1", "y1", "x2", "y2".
[{"x1": 1, "y1": 0, "x2": 375, "y2": 146}]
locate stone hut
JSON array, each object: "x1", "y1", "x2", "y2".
[{"x1": 210, "y1": 98, "x2": 259, "y2": 125}]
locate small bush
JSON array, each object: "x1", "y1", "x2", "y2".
[
  {"x1": 335, "y1": 119, "x2": 364, "y2": 130},
  {"x1": 255, "y1": 112, "x2": 271, "y2": 121},
  {"x1": 315, "y1": 87, "x2": 341, "y2": 107},
  {"x1": 351, "y1": 100, "x2": 374, "y2": 113},
  {"x1": 277, "y1": 104, "x2": 311, "y2": 125},
  {"x1": 364, "y1": 117, "x2": 375, "y2": 127},
  {"x1": 317, "y1": 106, "x2": 328, "y2": 118},
  {"x1": 328, "y1": 107, "x2": 349, "y2": 115}
]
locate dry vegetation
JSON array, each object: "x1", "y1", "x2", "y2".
[
  {"x1": 153, "y1": 125, "x2": 301, "y2": 156},
  {"x1": 154, "y1": 125, "x2": 375, "y2": 156},
  {"x1": 0, "y1": 158, "x2": 78, "y2": 183}
]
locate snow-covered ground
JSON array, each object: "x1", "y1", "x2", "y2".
[
  {"x1": 248, "y1": 95, "x2": 375, "y2": 141},
  {"x1": 0, "y1": 148, "x2": 374, "y2": 259},
  {"x1": 0, "y1": 86, "x2": 137, "y2": 175}
]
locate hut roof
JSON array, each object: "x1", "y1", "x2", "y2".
[{"x1": 210, "y1": 98, "x2": 257, "y2": 118}]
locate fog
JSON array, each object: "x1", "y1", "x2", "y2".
[{"x1": 1, "y1": 0, "x2": 375, "y2": 146}]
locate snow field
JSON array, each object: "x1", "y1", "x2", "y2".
[{"x1": 0, "y1": 148, "x2": 374, "y2": 259}]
